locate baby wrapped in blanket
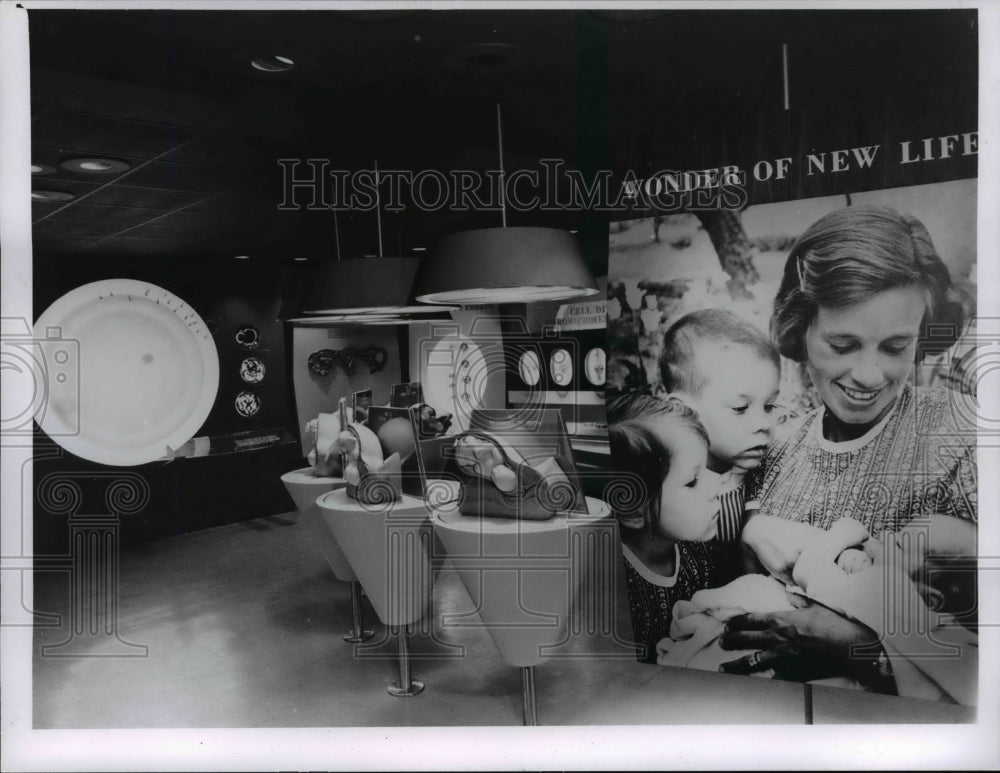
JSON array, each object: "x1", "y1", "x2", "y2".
[{"x1": 656, "y1": 514, "x2": 977, "y2": 703}]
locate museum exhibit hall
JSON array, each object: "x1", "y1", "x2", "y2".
[{"x1": 1, "y1": 5, "x2": 985, "y2": 755}]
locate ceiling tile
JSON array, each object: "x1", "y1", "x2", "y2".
[
  {"x1": 31, "y1": 109, "x2": 199, "y2": 159},
  {"x1": 48, "y1": 204, "x2": 170, "y2": 225},
  {"x1": 82, "y1": 185, "x2": 211, "y2": 209},
  {"x1": 158, "y1": 132, "x2": 273, "y2": 167},
  {"x1": 120, "y1": 223, "x2": 203, "y2": 240},
  {"x1": 97, "y1": 236, "x2": 178, "y2": 256},
  {"x1": 34, "y1": 219, "x2": 126, "y2": 240},
  {"x1": 153, "y1": 210, "x2": 224, "y2": 229},
  {"x1": 32, "y1": 233, "x2": 78, "y2": 252},
  {"x1": 121, "y1": 162, "x2": 241, "y2": 193},
  {"x1": 184, "y1": 188, "x2": 275, "y2": 214},
  {"x1": 31, "y1": 201, "x2": 68, "y2": 219}
]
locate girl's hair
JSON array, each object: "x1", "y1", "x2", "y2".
[
  {"x1": 608, "y1": 395, "x2": 708, "y2": 531},
  {"x1": 771, "y1": 205, "x2": 965, "y2": 362}
]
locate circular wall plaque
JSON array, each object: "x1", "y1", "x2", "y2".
[
  {"x1": 235, "y1": 325, "x2": 260, "y2": 349},
  {"x1": 240, "y1": 356, "x2": 266, "y2": 383},
  {"x1": 584, "y1": 347, "x2": 606, "y2": 386},
  {"x1": 235, "y1": 391, "x2": 261, "y2": 417},
  {"x1": 518, "y1": 350, "x2": 541, "y2": 386},
  {"x1": 33, "y1": 279, "x2": 219, "y2": 465},
  {"x1": 549, "y1": 348, "x2": 573, "y2": 387}
]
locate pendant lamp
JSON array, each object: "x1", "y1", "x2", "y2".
[
  {"x1": 286, "y1": 311, "x2": 453, "y2": 326},
  {"x1": 300, "y1": 161, "x2": 455, "y2": 318},
  {"x1": 411, "y1": 105, "x2": 599, "y2": 305}
]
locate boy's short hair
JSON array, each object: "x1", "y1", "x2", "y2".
[
  {"x1": 659, "y1": 309, "x2": 780, "y2": 394},
  {"x1": 608, "y1": 395, "x2": 708, "y2": 531}
]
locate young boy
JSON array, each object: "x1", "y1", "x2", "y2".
[{"x1": 659, "y1": 309, "x2": 781, "y2": 577}]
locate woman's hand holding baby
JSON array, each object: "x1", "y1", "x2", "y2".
[{"x1": 718, "y1": 595, "x2": 882, "y2": 681}]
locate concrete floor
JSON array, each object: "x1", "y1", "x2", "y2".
[{"x1": 32, "y1": 510, "x2": 975, "y2": 729}]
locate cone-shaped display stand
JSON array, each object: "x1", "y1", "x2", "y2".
[
  {"x1": 281, "y1": 469, "x2": 373, "y2": 642},
  {"x1": 281, "y1": 469, "x2": 355, "y2": 580},
  {"x1": 431, "y1": 489, "x2": 610, "y2": 724},
  {"x1": 317, "y1": 489, "x2": 434, "y2": 696}
]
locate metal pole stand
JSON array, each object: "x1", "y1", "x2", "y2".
[
  {"x1": 342, "y1": 580, "x2": 374, "y2": 643},
  {"x1": 520, "y1": 666, "x2": 538, "y2": 726},
  {"x1": 386, "y1": 625, "x2": 424, "y2": 697}
]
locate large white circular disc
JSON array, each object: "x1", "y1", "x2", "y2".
[{"x1": 34, "y1": 279, "x2": 219, "y2": 466}]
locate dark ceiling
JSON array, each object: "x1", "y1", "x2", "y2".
[{"x1": 28, "y1": 7, "x2": 978, "y2": 270}]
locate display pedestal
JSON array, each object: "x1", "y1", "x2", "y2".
[
  {"x1": 431, "y1": 486, "x2": 611, "y2": 724},
  {"x1": 317, "y1": 489, "x2": 434, "y2": 696},
  {"x1": 281, "y1": 469, "x2": 373, "y2": 642}
]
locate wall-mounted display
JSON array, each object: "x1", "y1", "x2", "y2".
[
  {"x1": 584, "y1": 347, "x2": 606, "y2": 387},
  {"x1": 235, "y1": 325, "x2": 260, "y2": 350},
  {"x1": 31, "y1": 278, "x2": 219, "y2": 466},
  {"x1": 549, "y1": 348, "x2": 573, "y2": 387},
  {"x1": 308, "y1": 346, "x2": 388, "y2": 376},
  {"x1": 235, "y1": 391, "x2": 261, "y2": 417},
  {"x1": 422, "y1": 337, "x2": 488, "y2": 431},
  {"x1": 517, "y1": 350, "x2": 541, "y2": 386},
  {"x1": 240, "y1": 356, "x2": 266, "y2": 384}
]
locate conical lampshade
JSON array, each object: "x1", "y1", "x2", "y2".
[
  {"x1": 411, "y1": 227, "x2": 599, "y2": 305},
  {"x1": 301, "y1": 257, "x2": 417, "y2": 314},
  {"x1": 300, "y1": 256, "x2": 457, "y2": 316}
]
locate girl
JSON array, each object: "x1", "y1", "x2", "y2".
[{"x1": 607, "y1": 394, "x2": 724, "y2": 663}]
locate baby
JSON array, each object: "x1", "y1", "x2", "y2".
[
  {"x1": 657, "y1": 513, "x2": 977, "y2": 702},
  {"x1": 740, "y1": 514, "x2": 976, "y2": 624},
  {"x1": 659, "y1": 309, "x2": 781, "y2": 575},
  {"x1": 607, "y1": 394, "x2": 724, "y2": 662}
]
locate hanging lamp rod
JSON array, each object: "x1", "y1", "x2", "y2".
[
  {"x1": 496, "y1": 103, "x2": 507, "y2": 228},
  {"x1": 333, "y1": 208, "x2": 341, "y2": 261},
  {"x1": 782, "y1": 43, "x2": 790, "y2": 111},
  {"x1": 374, "y1": 159, "x2": 385, "y2": 257}
]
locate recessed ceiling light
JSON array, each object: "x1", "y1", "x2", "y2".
[
  {"x1": 61, "y1": 157, "x2": 131, "y2": 174},
  {"x1": 234, "y1": 255, "x2": 250, "y2": 260},
  {"x1": 293, "y1": 257, "x2": 309, "y2": 262},
  {"x1": 31, "y1": 163, "x2": 56, "y2": 175},
  {"x1": 411, "y1": 246, "x2": 427, "y2": 253},
  {"x1": 250, "y1": 55, "x2": 295, "y2": 73},
  {"x1": 444, "y1": 43, "x2": 523, "y2": 76},
  {"x1": 31, "y1": 190, "x2": 75, "y2": 202}
]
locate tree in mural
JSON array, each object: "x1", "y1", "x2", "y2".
[{"x1": 694, "y1": 209, "x2": 760, "y2": 299}]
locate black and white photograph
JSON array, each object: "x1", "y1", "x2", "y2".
[
  {"x1": 1, "y1": 2, "x2": 997, "y2": 771},
  {"x1": 607, "y1": 180, "x2": 979, "y2": 700}
]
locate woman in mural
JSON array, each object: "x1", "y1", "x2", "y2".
[{"x1": 715, "y1": 205, "x2": 977, "y2": 702}]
